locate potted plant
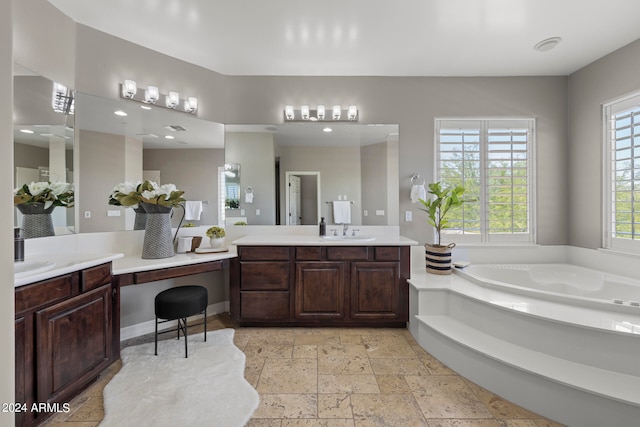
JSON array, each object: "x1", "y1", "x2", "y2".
[
  {"x1": 418, "y1": 182, "x2": 473, "y2": 275},
  {"x1": 206, "y1": 226, "x2": 226, "y2": 248},
  {"x1": 14, "y1": 181, "x2": 74, "y2": 238}
]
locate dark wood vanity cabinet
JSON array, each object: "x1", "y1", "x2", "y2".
[
  {"x1": 231, "y1": 245, "x2": 409, "y2": 327},
  {"x1": 14, "y1": 262, "x2": 118, "y2": 427}
]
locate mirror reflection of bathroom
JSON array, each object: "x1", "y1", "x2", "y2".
[{"x1": 223, "y1": 163, "x2": 240, "y2": 209}]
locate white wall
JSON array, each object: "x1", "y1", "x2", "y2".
[
  {"x1": 2, "y1": 0, "x2": 14, "y2": 424},
  {"x1": 568, "y1": 39, "x2": 640, "y2": 249}
]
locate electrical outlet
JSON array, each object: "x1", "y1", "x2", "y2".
[
  {"x1": 84, "y1": 211, "x2": 91, "y2": 219},
  {"x1": 376, "y1": 210, "x2": 385, "y2": 216},
  {"x1": 256, "y1": 209, "x2": 261, "y2": 215},
  {"x1": 107, "y1": 210, "x2": 121, "y2": 217},
  {"x1": 363, "y1": 210, "x2": 368, "y2": 216},
  {"x1": 405, "y1": 211, "x2": 412, "y2": 221}
]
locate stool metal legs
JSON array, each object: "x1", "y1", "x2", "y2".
[{"x1": 154, "y1": 308, "x2": 207, "y2": 358}]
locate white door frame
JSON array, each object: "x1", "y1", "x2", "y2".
[{"x1": 284, "y1": 171, "x2": 321, "y2": 225}]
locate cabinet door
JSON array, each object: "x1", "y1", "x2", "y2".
[
  {"x1": 295, "y1": 262, "x2": 345, "y2": 320},
  {"x1": 350, "y1": 262, "x2": 400, "y2": 320},
  {"x1": 35, "y1": 284, "x2": 112, "y2": 405},
  {"x1": 15, "y1": 315, "x2": 33, "y2": 427}
]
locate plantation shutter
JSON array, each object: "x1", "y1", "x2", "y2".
[{"x1": 435, "y1": 118, "x2": 535, "y2": 244}]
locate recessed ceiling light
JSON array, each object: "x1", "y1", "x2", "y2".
[
  {"x1": 20, "y1": 129, "x2": 34, "y2": 134},
  {"x1": 140, "y1": 105, "x2": 152, "y2": 110},
  {"x1": 323, "y1": 127, "x2": 332, "y2": 133},
  {"x1": 114, "y1": 110, "x2": 128, "y2": 116},
  {"x1": 534, "y1": 37, "x2": 561, "y2": 52},
  {"x1": 164, "y1": 135, "x2": 175, "y2": 139}
]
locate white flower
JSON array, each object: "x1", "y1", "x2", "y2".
[
  {"x1": 49, "y1": 182, "x2": 70, "y2": 196},
  {"x1": 141, "y1": 190, "x2": 158, "y2": 200},
  {"x1": 28, "y1": 182, "x2": 49, "y2": 196},
  {"x1": 112, "y1": 181, "x2": 140, "y2": 195},
  {"x1": 156, "y1": 183, "x2": 177, "y2": 196}
]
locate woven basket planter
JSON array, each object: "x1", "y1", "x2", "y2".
[{"x1": 425, "y1": 243, "x2": 456, "y2": 275}]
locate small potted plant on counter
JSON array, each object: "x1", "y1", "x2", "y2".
[
  {"x1": 206, "y1": 226, "x2": 226, "y2": 248},
  {"x1": 418, "y1": 182, "x2": 473, "y2": 275}
]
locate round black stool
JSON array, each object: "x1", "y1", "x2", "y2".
[{"x1": 154, "y1": 285, "x2": 208, "y2": 358}]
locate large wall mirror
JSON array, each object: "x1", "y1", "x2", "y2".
[
  {"x1": 13, "y1": 64, "x2": 75, "y2": 236},
  {"x1": 74, "y1": 93, "x2": 225, "y2": 232},
  {"x1": 225, "y1": 123, "x2": 399, "y2": 226}
]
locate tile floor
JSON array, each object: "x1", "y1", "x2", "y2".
[{"x1": 42, "y1": 313, "x2": 565, "y2": 427}]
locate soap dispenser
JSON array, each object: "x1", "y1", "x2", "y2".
[
  {"x1": 14, "y1": 227, "x2": 24, "y2": 262},
  {"x1": 319, "y1": 217, "x2": 326, "y2": 236}
]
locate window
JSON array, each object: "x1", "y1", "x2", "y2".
[
  {"x1": 435, "y1": 118, "x2": 535, "y2": 244},
  {"x1": 604, "y1": 94, "x2": 640, "y2": 253}
]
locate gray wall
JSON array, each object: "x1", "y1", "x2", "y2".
[
  {"x1": 568, "y1": 39, "x2": 640, "y2": 249},
  {"x1": 143, "y1": 148, "x2": 224, "y2": 226}
]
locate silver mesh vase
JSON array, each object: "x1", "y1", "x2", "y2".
[
  {"x1": 17, "y1": 203, "x2": 55, "y2": 239},
  {"x1": 133, "y1": 206, "x2": 147, "y2": 230},
  {"x1": 141, "y1": 203, "x2": 174, "y2": 259}
]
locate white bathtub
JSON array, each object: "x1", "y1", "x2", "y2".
[{"x1": 454, "y1": 263, "x2": 640, "y2": 307}]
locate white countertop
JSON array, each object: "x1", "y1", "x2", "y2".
[
  {"x1": 232, "y1": 234, "x2": 418, "y2": 246},
  {"x1": 14, "y1": 252, "x2": 124, "y2": 288},
  {"x1": 112, "y1": 247, "x2": 237, "y2": 275}
]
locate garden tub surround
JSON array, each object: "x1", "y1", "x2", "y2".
[{"x1": 408, "y1": 244, "x2": 640, "y2": 427}]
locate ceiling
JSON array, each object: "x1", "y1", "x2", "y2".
[{"x1": 48, "y1": 0, "x2": 640, "y2": 77}]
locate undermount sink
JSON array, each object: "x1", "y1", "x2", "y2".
[
  {"x1": 321, "y1": 235, "x2": 376, "y2": 242},
  {"x1": 14, "y1": 260, "x2": 56, "y2": 278}
]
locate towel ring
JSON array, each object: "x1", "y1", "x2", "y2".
[
  {"x1": 245, "y1": 186, "x2": 253, "y2": 194},
  {"x1": 411, "y1": 173, "x2": 425, "y2": 185}
]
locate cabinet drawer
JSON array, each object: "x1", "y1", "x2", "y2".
[
  {"x1": 240, "y1": 262, "x2": 289, "y2": 290},
  {"x1": 81, "y1": 263, "x2": 111, "y2": 292},
  {"x1": 240, "y1": 246, "x2": 290, "y2": 261},
  {"x1": 296, "y1": 247, "x2": 322, "y2": 260},
  {"x1": 375, "y1": 247, "x2": 400, "y2": 261},
  {"x1": 326, "y1": 246, "x2": 369, "y2": 261},
  {"x1": 15, "y1": 274, "x2": 75, "y2": 314},
  {"x1": 241, "y1": 291, "x2": 290, "y2": 320}
]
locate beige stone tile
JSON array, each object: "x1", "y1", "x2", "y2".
[
  {"x1": 252, "y1": 394, "x2": 317, "y2": 419},
  {"x1": 244, "y1": 344, "x2": 294, "y2": 359},
  {"x1": 318, "y1": 344, "x2": 373, "y2": 375},
  {"x1": 419, "y1": 352, "x2": 456, "y2": 375},
  {"x1": 339, "y1": 333, "x2": 364, "y2": 345},
  {"x1": 406, "y1": 375, "x2": 493, "y2": 419},
  {"x1": 318, "y1": 393, "x2": 354, "y2": 418},
  {"x1": 281, "y1": 420, "x2": 355, "y2": 427},
  {"x1": 351, "y1": 393, "x2": 428, "y2": 427},
  {"x1": 294, "y1": 345, "x2": 319, "y2": 358},
  {"x1": 246, "y1": 356, "x2": 267, "y2": 376},
  {"x1": 245, "y1": 373, "x2": 261, "y2": 388},
  {"x1": 375, "y1": 374, "x2": 412, "y2": 394},
  {"x1": 361, "y1": 335, "x2": 417, "y2": 358},
  {"x1": 64, "y1": 396, "x2": 104, "y2": 422},
  {"x1": 318, "y1": 374, "x2": 380, "y2": 393},
  {"x1": 426, "y1": 420, "x2": 502, "y2": 427},
  {"x1": 295, "y1": 331, "x2": 341, "y2": 346},
  {"x1": 475, "y1": 392, "x2": 539, "y2": 419},
  {"x1": 41, "y1": 422, "x2": 100, "y2": 427},
  {"x1": 246, "y1": 419, "x2": 283, "y2": 427},
  {"x1": 497, "y1": 421, "x2": 542, "y2": 427},
  {"x1": 369, "y1": 358, "x2": 430, "y2": 376},
  {"x1": 257, "y1": 358, "x2": 318, "y2": 393}
]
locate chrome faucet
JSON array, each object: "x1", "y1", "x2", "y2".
[{"x1": 342, "y1": 223, "x2": 349, "y2": 236}]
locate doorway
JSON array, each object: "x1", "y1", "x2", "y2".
[{"x1": 285, "y1": 171, "x2": 321, "y2": 225}]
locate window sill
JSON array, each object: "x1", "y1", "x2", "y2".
[{"x1": 597, "y1": 247, "x2": 640, "y2": 260}]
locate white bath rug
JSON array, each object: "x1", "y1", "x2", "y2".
[{"x1": 100, "y1": 329, "x2": 259, "y2": 427}]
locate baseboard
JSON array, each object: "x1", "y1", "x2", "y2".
[{"x1": 120, "y1": 301, "x2": 230, "y2": 341}]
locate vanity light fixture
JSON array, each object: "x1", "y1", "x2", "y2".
[
  {"x1": 283, "y1": 104, "x2": 359, "y2": 122},
  {"x1": 119, "y1": 80, "x2": 198, "y2": 115},
  {"x1": 164, "y1": 135, "x2": 175, "y2": 139},
  {"x1": 145, "y1": 86, "x2": 159, "y2": 104},
  {"x1": 184, "y1": 97, "x2": 198, "y2": 113},
  {"x1": 52, "y1": 82, "x2": 74, "y2": 115},
  {"x1": 166, "y1": 91, "x2": 180, "y2": 109},
  {"x1": 347, "y1": 105, "x2": 358, "y2": 121},
  {"x1": 301, "y1": 105, "x2": 310, "y2": 120},
  {"x1": 114, "y1": 110, "x2": 128, "y2": 117},
  {"x1": 285, "y1": 105, "x2": 295, "y2": 120},
  {"x1": 122, "y1": 80, "x2": 137, "y2": 98},
  {"x1": 20, "y1": 129, "x2": 34, "y2": 134}
]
